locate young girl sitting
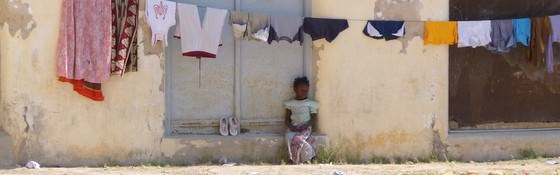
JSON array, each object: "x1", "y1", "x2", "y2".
[{"x1": 284, "y1": 77, "x2": 319, "y2": 164}]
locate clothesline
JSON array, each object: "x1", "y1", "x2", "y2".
[
  {"x1": 165, "y1": 1, "x2": 560, "y2": 75},
  {"x1": 170, "y1": 1, "x2": 560, "y2": 22},
  {"x1": 330, "y1": 18, "x2": 439, "y2": 22}
]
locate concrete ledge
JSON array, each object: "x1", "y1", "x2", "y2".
[
  {"x1": 447, "y1": 129, "x2": 560, "y2": 161},
  {"x1": 0, "y1": 131, "x2": 15, "y2": 169},
  {"x1": 161, "y1": 134, "x2": 328, "y2": 165}
]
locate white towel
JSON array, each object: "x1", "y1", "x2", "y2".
[
  {"x1": 176, "y1": 3, "x2": 227, "y2": 58},
  {"x1": 457, "y1": 20, "x2": 492, "y2": 48}
]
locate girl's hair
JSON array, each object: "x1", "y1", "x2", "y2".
[{"x1": 293, "y1": 77, "x2": 310, "y2": 88}]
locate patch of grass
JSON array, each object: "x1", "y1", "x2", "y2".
[
  {"x1": 371, "y1": 156, "x2": 391, "y2": 164},
  {"x1": 314, "y1": 145, "x2": 347, "y2": 164},
  {"x1": 415, "y1": 156, "x2": 433, "y2": 163},
  {"x1": 103, "y1": 159, "x2": 120, "y2": 167},
  {"x1": 170, "y1": 162, "x2": 192, "y2": 167},
  {"x1": 196, "y1": 155, "x2": 216, "y2": 165},
  {"x1": 445, "y1": 154, "x2": 461, "y2": 162},
  {"x1": 140, "y1": 161, "x2": 163, "y2": 167},
  {"x1": 517, "y1": 148, "x2": 540, "y2": 160},
  {"x1": 415, "y1": 152, "x2": 461, "y2": 163},
  {"x1": 276, "y1": 146, "x2": 290, "y2": 164},
  {"x1": 391, "y1": 157, "x2": 408, "y2": 164},
  {"x1": 312, "y1": 139, "x2": 462, "y2": 165}
]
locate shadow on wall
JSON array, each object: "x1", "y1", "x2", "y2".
[
  {"x1": 0, "y1": 129, "x2": 16, "y2": 169},
  {"x1": 0, "y1": 0, "x2": 36, "y2": 39}
]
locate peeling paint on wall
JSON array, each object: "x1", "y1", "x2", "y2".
[
  {"x1": 397, "y1": 22, "x2": 424, "y2": 54},
  {"x1": 312, "y1": 0, "x2": 448, "y2": 161},
  {"x1": 374, "y1": 0, "x2": 423, "y2": 53},
  {"x1": 311, "y1": 44, "x2": 324, "y2": 100},
  {"x1": 0, "y1": 93, "x2": 45, "y2": 162},
  {"x1": 0, "y1": 0, "x2": 36, "y2": 39},
  {"x1": 373, "y1": 0, "x2": 423, "y2": 20},
  {"x1": 138, "y1": 14, "x2": 164, "y2": 55},
  {"x1": 0, "y1": 0, "x2": 167, "y2": 166},
  {"x1": 137, "y1": 1, "x2": 166, "y2": 94},
  {"x1": 0, "y1": 0, "x2": 456, "y2": 165}
]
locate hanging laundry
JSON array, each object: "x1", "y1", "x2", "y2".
[
  {"x1": 111, "y1": 0, "x2": 140, "y2": 76},
  {"x1": 268, "y1": 16, "x2": 304, "y2": 44},
  {"x1": 175, "y1": 3, "x2": 227, "y2": 58},
  {"x1": 487, "y1": 19, "x2": 516, "y2": 53},
  {"x1": 230, "y1": 11, "x2": 249, "y2": 40},
  {"x1": 363, "y1": 20, "x2": 405, "y2": 41},
  {"x1": 424, "y1": 21, "x2": 458, "y2": 45},
  {"x1": 528, "y1": 17, "x2": 552, "y2": 66},
  {"x1": 545, "y1": 15, "x2": 560, "y2": 73},
  {"x1": 57, "y1": 0, "x2": 112, "y2": 101},
  {"x1": 303, "y1": 18, "x2": 349, "y2": 42},
  {"x1": 146, "y1": 0, "x2": 176, "y2": 46},
  {"x1": 248, "y1": 13, "x2": 271, "y2": 42},
  {"x1": 513, "y1": 18, "x2": 531, "y2": 47},
  {"x1": 457, "y1": 20, "x2": 491, "y2": 48}
]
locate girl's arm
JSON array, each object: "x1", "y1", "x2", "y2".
[{"x1": 285, "y1": 109, "x2": 298, "y2": 131}]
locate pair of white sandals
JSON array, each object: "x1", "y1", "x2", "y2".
[{"x1": 220, "y1": 116, "x2": 239, "y2": 136}]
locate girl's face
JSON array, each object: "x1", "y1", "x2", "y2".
[{"x1": 294, "y1": 85, "x2": 309, "y2": 100}]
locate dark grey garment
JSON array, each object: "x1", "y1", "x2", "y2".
[
  {"x1": 268, "y1": 16, "x2": 304, "y2": 44},
  {"x1": 302, "y1": 18, "x2": 349, "y2": 43},
  {"x1": 487, "y1": 19, "x2": 516, "y2": 53}
]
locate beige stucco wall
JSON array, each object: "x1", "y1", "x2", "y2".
[
  {"x1": 2, "y1": 0, "x2": 560, "y2": 166},
  {"x1": 0, "y1": 0, "x2": 166, "y2": 165},
  {"x1": 312, "y1": 0, "x2": 449, "y2": 161},
  {"x1": 0, "y1": 0, "x2": 450, "y2": 165}
]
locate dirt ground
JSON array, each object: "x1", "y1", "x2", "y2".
[{"x1": 1, "y1": 159, "x2": 560, "y2": 175}]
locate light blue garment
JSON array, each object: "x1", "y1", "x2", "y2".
[
  {"x1": 513, "y1": 18, "x2": 531, "y2": 46},
  {"x1": 284, "y1": 99, "x2": 319, "y2": 126}
]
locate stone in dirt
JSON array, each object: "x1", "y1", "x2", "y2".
[
  {"x1": 489, "y1": 170, "x2": 505, "y2": 175},
  {"x1": 465, "y1": 172, "x2": 479, "y2": 175},
  {"x1": 442, "y1": 171, "x2": 455, "y2": 175},
  {"x1": 25, "y1": 161, "x2": 40, "y2": 169},
  {"x1": 333, "y1": 170, "x2": 345, "y2": 175}
]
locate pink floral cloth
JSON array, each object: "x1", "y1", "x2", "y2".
[
  {"x1": 57, "y1": 0, "x2": 112, "y2": 84},
  {"x1": 286, "y1": 127, "x2": 316, "y2": 164}
]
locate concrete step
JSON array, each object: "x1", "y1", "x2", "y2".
[
  {"x1": 161, "y1": 134, "x2": 328, "y2": 165},
  {"x1": 447, "y1": 129, "x2": 560, "y2": 161},
  {"x1": 0, "y1": 131, "x2": 15, "y2": 168}
]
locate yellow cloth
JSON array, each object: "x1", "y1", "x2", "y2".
[{"x1": 424, "y1": 21, "x2": 458, "y2": 45}]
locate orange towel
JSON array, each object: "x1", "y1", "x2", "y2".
[
  {"x1": 424, "y1": 21, "x2": 458, "y2": 45},
  {"x1": 59, "y1": 77, "x2": 105, "y2": 102}
]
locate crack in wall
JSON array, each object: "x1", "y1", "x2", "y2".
[
  {"x1": 22, "y1": 106, "x2": 30, "y2": 132},
  {"x1": 428, "y1": 114, "x2": 448, "y2": 160}
]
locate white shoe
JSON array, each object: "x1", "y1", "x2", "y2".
[
  {"x1": 228, "y1": 116, "x2": 239, "y2": 136},
  {"x1": 219, "y1": 117, "x2": 229, "y2": 136}
]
